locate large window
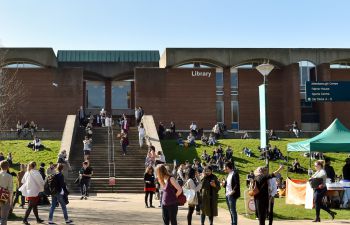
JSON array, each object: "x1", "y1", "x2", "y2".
[
  {"x1": 216, "y1": 101, "x2": 224, "y2": 123},
  {"x1": 86, "y1": 81, "x2": 105, "y2": 109},
  {"x1": 112, "y1": 81, "x2": 131, "y2": 109},
  {"x1": 216, "y1": 70, "x2": 224, "y2": 88},
  {"x1": 231, "y1": 101, "x2": 239, "y2": 130},
  {"x1": 299, "y1": 61, "x2": 315, "y2": 94}
]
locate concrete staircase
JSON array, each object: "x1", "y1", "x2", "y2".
[{"x1": 66, "y1": 126, "x2": 146, "y2": 193}]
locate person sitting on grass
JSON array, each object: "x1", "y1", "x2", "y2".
[
  {"x1": 187, "y1": 133, "x2": 196, "y2": 146},
  {"x1": 7, "y1": 152, "x2": 13, "y2": 167},
  {"x1": 177, "y1": 133, "x2": 184, "y2": 146},
  {"x1": 225, "y1": 146, "x2": 233, "y2": 161},
  {"x1": 201, "y1": 150, "x2": 210, "y2": 163},
  {"x1": 242, "y1": 147, "x2": 252, "y2": 157},
  {"x1": 0, "y1": 152, "x2": 5, "y2": 161},
  {"x1": 216, "y1": 145, "x2": 224, "y2": 158},
  {"x1": 17, "y1": 120, "x2": 23, "y2": 137},
  {"x1": 269, "y1": 129, "x2": 279, "y2": 140},
  {"x1": 201, "y1": 133, "x2": 209, "y2": 146},
  {"x1": 27, "y1": 136, "x2": 44, "y2": 151},
  {"x1": 208, "y1": 133, "x2": 217, "y2": 146}
]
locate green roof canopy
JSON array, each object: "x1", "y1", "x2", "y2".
[
  {"x1": 57, "y1": 50, "x2": 160, "y2": 63},
  {"x1": 287, "y1": 119, "x2": 350, "y2": 153}
]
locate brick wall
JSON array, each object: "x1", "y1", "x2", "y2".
[
  {"x1": 6, "y1": 68, "x2": 83, "y2": 130},
  {"x1": 135, "y1": 68, "x2": 216, "y2": 129}
]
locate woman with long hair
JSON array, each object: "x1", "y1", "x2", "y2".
[
  {"x1": 310, "y1": 160, "x2": 336, "y2": 222},
  {"x1": 19, "y1": 161, "x2": 45, "y2": 225},
  {"x1": 144, "y1": 166, "x2": 156, "y2": 208},
  {"x1": 0, "y1": 160, "x2": 13, "y2": 225},
  {"x1": 184, "y1": 167, "x2": 202, "y2": 225},
  {"x1": 200, "y1": 166, "x2": 220, "y2": 225},
  {"x1": 156, "y1": 164, "x2": 182, "y2": 225}
]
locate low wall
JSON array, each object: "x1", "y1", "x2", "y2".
[
  {"x1": 60, "y1": 115, "x2": 78, "y2": 161},
  {"x1": 0, "y1": 130, "x2": 62, "y2": 140},
  {"x1": 170, "y1": 130, "x2": 321, "y2": 139},
  {"x1": 141, "y1": 115, "x2": 163, "y2": 154}
]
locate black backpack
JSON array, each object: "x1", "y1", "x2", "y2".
[{"x1": 44, "y1": 174, "x2": 59, "y2": 195}]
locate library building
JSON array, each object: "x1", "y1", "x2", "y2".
[{"x1": 1, "y1": 47, "x2": 350, "y2": 131}]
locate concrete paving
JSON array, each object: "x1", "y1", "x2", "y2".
[{"x1": 7, "y1": 194, "x2": 349, "y2": 225}]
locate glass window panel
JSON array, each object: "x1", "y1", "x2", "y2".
[
  {"x1": 86, "y1": 81, "x2": 105, "y2": 109},
  {"x1": 216, "y1": 72, "x2": 223, "y2": 88},
  {"x1": 231, "y1": 101, "x2": 239, "y2": 123},
  {"x1": 216, "y1": 101, "x2": 224, "y2": 123},
  {"x1": 112, "y1": 81, "x2": 131, "y2": 109},
  {"x1": 231, "y1": 72, "x2": 238, "y2": 88}
]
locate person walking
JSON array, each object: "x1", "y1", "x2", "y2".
[
  {"x1": 253, "y1": 165, "x2": 283, "y2": 225},
  {"x1": 144, "y1": 166, "x2": 156, "y2": 208},
  {"x1": 156, "y1": 164, "x2": 182, "y2": 225},
  {"x1": 200, "y1": 166, "x2": 221, "y2": 225},
  {"x1": 267, "y1": 171, "x2": 277, "y2": 225},
  {"x1": 0, "y1": 161, "x2": 13, "y2": 225},
  {"x1": 138, "y1": 123, "x2": 146, "y2": 148},
  {"x1": 120, "y1": 133, "x2": 129, "y2": 156},
  {"x1": 310, "y1": 160, "x2": 337, "y2": 222},
  {"x1": 223, "y1": 162, "x2": 240, "y2": 225},
  {"x1": 48, "y1": 163, "x2": 73, "y2": 224},
  {"x1": 19, "y1": 161, "x2": 45, "y2": 225},
  {"x1": 183, "y1": 168, "x2": 202, "y2": 225},
  {"x1": 13, "y1": 164, "x2": 26, "y2": 209},
  {"x1": 79, "y1": 161, "x2": 93, "y2": 200}
]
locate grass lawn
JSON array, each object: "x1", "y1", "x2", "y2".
[
  {"x1": 0, "y1": 140, "x2": 61, "y2": 174},
  {"x1": 161, "y1": 138, "x2": 350, "y2": 220}
]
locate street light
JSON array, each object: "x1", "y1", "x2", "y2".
[{"x1": 256, "y1": 63, "x2": 274, "y2": 167}]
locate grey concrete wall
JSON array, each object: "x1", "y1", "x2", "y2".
[{"x1": 0, "y1": 130, "x2": 62, "y2": 140}]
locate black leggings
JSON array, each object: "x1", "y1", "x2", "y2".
[
  {"x1": 200, "y1": 214, "x2": 213, "y2": 225},
  {"x1": 145, "y1": 191, "x2": 154, "y2": 207},
  {"x1": 187, "y1": 206, "x2": 195, "y2": 225},
  {"x1": 23, "y1": 198, "x2": 40, "y2": 222},
  {"x1": 314, "y1": 188, "x2": 332, "y2": 219}
]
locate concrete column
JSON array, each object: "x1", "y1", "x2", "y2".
[
  {"x1": 130, "y1": 81, "x2": 135, "y2": 109},
  {"x1": 223, "y1": 67, "x2": 232, "y2": 128},
  {"x1": 82, "y1": 80, "x2": 86, "y2": 108},
  {"x1": 282, "y1": 63, "x2": 301, "y2": 128},
  {"x1": 105, "y1": 80, "x2": 112, "y2": 114},
  {"x1": 317, "y1": 63, "x2": 333, "y2": 129}
]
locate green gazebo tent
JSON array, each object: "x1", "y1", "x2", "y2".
[{"x1": 287, "y1": 118, "x2": 350, "y2": 153}]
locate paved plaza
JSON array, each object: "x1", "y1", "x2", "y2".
[{"x1": 7, "y1": 194, "x2": 349, "y2": 225}]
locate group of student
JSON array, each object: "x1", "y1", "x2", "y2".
[
  {"x1": 200, "y1": 145, "x2": 233, "y2": 172},
  {"x1": 0, "y1": 159, "x2": 73, "y2": 225},
  {"x1": 16, "y1": 120, "x2": 38, "y2": 138},
  {"x1": 143, "y1": 160, "x2": 240, "y2": 225}
]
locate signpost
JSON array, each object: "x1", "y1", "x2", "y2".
[{"x1": 306, "y1": 81, "x2": 350, "y2": 102}]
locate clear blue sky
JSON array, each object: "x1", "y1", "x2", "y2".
[{"x1": 1, "y1": 0, "x2": 350, "y2": 53}]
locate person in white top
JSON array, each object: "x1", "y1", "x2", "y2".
[
  {"x1": 223, "y1": 162, "x2": 240, "y2": 225},
  {"x1": 19, "y1": 161, "x2": 45, "y2": 225},
  {"x1": 0, "y1": 161, "x2": 13, "y2": 225},
  {"x1": 184, "y1": 168, "x2": 202, "y2": 225},
  {"x1": 190, "y1": 122, "x2": 197, "y2": 136},
  {"x1": 155, "y1": 151, "x2": 166, "y2": 165},
  {"x1": 310, "y1": 160, "x2": 336, "y2": 222},
  {"x1": 138, "y1": 123, "x2": 146, "y2": 148}
]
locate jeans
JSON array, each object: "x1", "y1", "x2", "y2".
[
  {"x1": 80, "y1": 179, "x2": 91, "y2": 196},
  {"x1": 162, "y1": 204, "x2": 178, "y2": 225},
  {"x1": 0, "y1": 201, "x2": 10, "y2": 225},
  {"x1": 13, "y1": 189, "x2": 25, "y2": 207},
  {"x1": 226, "y1": 195, "x2": 237, "y2": 225},
  {"x1": 49, "y1": 194, "x2": 69, "y2": 221},
  {"x1": 268, "y1": 197, "x2": 274, "y2": 225}
]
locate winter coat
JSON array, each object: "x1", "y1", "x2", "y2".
[{"x1": 200, "y1": 174, "x2": 221, "y2": 217}]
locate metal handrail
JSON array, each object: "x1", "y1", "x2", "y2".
[{"x1": 107, "y1": 125, "x2": 115, "y2": 179}]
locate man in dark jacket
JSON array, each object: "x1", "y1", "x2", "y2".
[
  {"x1": 324, "y1": 158, "x2": 336, "y2": 182},
  {"x1": 223, "y1": 162, "x2": 240, "y2": 225},
  {"x1": 343, "y1": 158, "x2": 350, "y2": 180}
]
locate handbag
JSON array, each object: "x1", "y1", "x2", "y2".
[
  {"x1": 248, "y1": 180, "x2": 265, "y2": 197},
  {"x1": 0, "y1": 187, "x2": 10, "y2": 203},
  {"x1": 183, "y1": 179, "x2": 197, "y2": 205},
  {"x1": 177, "y1": 191, "x2": 187, "y2": 206}
]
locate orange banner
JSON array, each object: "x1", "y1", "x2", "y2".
[{"x1": 286, "y1": 178, "x2": 307, "y2": 205}]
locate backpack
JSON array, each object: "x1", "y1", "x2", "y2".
[{"x1": 44, "y1": 174, "x2": 59, "y2": 195}]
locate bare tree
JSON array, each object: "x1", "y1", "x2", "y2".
[{"x1": 0, "y1": 50, "x2": 26, "y2": 129}]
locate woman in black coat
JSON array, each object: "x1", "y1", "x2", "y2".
[{"x1": 253, "y1": 165, "x2": 283, "y2": 225}]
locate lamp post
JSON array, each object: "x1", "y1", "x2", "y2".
[{"x1": 256, "y1": 63, "x2": 274, "y2": 167}]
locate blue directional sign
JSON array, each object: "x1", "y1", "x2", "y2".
[{"x1": 306, "y1": 81, "x2": 350, "y2": 102}]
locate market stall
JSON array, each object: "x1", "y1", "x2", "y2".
[{"x1": 287, "y1": 119, "x2": 350, "y2": 208}]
